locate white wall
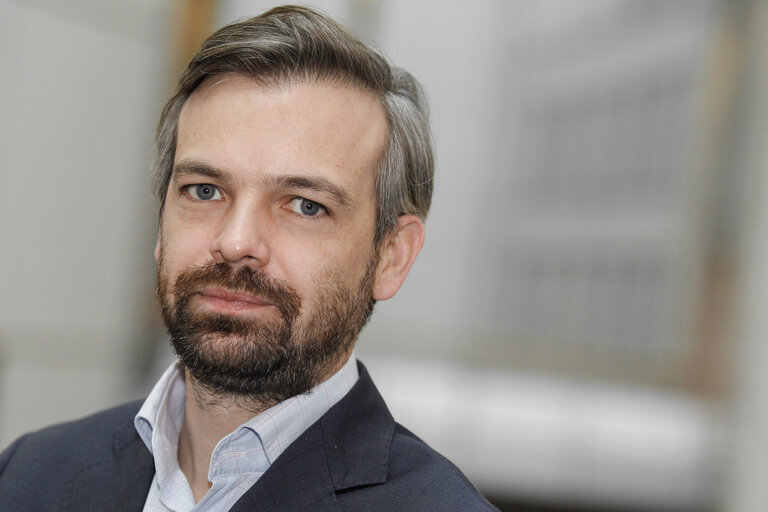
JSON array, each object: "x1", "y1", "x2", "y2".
[
  {"x1": 723, "y1": 3, "x2": 768, "y2": 510},
  {"x1": 0, "y1": 0, "x2": 166, "y2": 446}
]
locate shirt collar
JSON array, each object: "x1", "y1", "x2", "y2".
[
  {"x1": 134, "y1": 361, "x2": 186, "y2": 487},
  {"x1": 134, "y1": 355, "x2": 359, "y2": 484}
]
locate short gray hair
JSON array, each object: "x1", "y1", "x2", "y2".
[{"x1": 153, "y1": 5, "x2": 433, "y2": 243}]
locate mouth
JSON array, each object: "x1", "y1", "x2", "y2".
[{"x1": 195, "y1": 287, "x2": 275, "y2": 314}]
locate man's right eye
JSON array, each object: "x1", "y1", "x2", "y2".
[{"x1": 185, "y1": 184, "x2": 223, "y2": 201}]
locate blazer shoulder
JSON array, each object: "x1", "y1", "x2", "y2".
[
  {"x1": 0, "y1": 400, "x2": 144, "y2": 477},
  {"x1": 325, "y1": 363, "x2": 498, "y2": 511},
  {"x1": 385, "y1": 423, "x2": 499, "y2": 511},
  {"x1": 0, "y1": 400, "x2": 151, "y2": 512},
  {"x1": 334, "y1": 420, "x2": 499, "y2": 512}
]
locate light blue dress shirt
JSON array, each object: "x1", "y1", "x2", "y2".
[{"x1": 134, "y1": 356, "x2": 359, "y2": 512}]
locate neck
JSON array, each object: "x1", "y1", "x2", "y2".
[{"x1": 177, "y1": 370, "x2": 272, "y2": 503}]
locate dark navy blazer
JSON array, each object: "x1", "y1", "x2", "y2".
[{"x1": 0, "y1": 363, "x2": 498, "y2": 511}]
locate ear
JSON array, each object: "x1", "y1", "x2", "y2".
[{"x1": 373, "y1": 215, "x2": 425, "y2": 301}]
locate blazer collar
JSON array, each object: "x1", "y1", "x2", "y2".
[
  {"x1": 322, "y1": 361, "x2": 394, "y2": 490},
  {"x1": 81, "y1": 361, "x2": 394, "y2": 512},
  {"x1": 230, "y1": 361, "x2": 395, "y2": 511}
]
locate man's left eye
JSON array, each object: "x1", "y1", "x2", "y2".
[{"x1": 287, "y1": 197, "x2": 326, "y2": 217}]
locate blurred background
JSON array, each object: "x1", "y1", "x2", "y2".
[{"x1": 1, "y1": 0, "x2": 768, "y2": 510}]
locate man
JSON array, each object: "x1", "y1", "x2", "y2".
[{"x1": 0, "y1": 6, "x2": 497, "y2": 511}]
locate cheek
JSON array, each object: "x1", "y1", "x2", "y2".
[
  {"x1": 161, "y1": 215, "x2": 215, "y2": 263},
  {"x1": 156, "y1": 239, "x2": 199, "y2": 298},
  {"x1": 285, "y1": 244, "x2": 375, "y2": 301}
]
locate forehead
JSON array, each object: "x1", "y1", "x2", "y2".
[{"x1": 175, "y1": 75, "x2": 389, "y2": 195}]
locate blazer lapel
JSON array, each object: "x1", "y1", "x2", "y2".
[
  {"x1": 321, "y1": 362, "x2": 394, "y2": 492},
  {"x1": 229, "y1": 362, "x2": 395, "y2": 512},
  {"x1": 64, "y1": 417, "x2": 155, "y2": 512},
  {"x1": 229, "y1": 424, "x2": 340, "y2": 512}
]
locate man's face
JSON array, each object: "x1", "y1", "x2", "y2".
[{"x1": 155, "y1": 75, "x2": 389, "y2": 404}]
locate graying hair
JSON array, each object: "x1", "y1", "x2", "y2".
[{"x1": 153, "y1": 5, "x2": 433, "y2": 243}]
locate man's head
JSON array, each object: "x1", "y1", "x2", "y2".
[
  {"x1": 153, "y1": 5, "x2": 433, "y2": 243},
  {"x1": 153, "y1": 6, "x2": 433, "y2": 406}
]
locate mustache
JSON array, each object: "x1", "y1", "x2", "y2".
[{"x1": 173, "y1": 262, "x2": 301, "y2": 321}]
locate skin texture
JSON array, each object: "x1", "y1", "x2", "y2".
[{"x1": 154, "y1": 75, "x2": 425, "y2": 501}]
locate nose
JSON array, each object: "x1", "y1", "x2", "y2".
[{"x1": 210, "y1": 200, "x2": 271, "y2": 266}]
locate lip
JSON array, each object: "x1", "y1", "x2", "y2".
[{"x1": 196, "y1": 287, "x2": 274, "y2": 313}]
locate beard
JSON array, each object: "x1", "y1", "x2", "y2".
[{"x1": 156, "y1": 258, "x2": 377, "y2": 408}]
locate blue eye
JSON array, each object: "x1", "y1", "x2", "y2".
[
  {"x1": 190, "y1": 184, "x2": 222, "y2": 201},
  {"x1": 288, "y1": 197, "x2": 326, "y2": 217}
]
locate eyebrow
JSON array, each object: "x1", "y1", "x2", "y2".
[
  {"x1": 262, "y1": 174, "x2": 352, "y2": 208},
  {"x1": 172, "y1": 159, "x2": 353, "y2": 208},
  {"x1": 173, "y1": 160, "x2": 230, "y2": 183}
]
